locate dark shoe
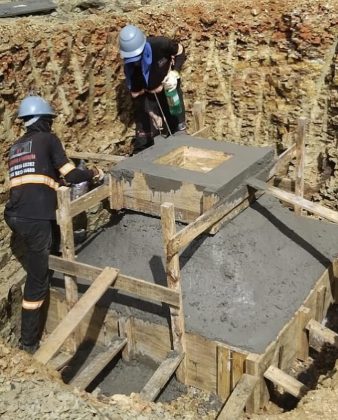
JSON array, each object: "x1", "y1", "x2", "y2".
[{"x1": 19, "y1": 340, "x2": 40, "y2": 354}]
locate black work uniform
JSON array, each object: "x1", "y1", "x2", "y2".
[
  {"x1": 4, "y1": 119, "x2": 94, "y2": 347},
  {"x1": 125, "y1": 36, "x2": 186, "y2": 141}
]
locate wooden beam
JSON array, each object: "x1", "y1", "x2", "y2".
[
  {"x1": 109, "y1": 174, "x2": 124, "y2": 210},
  {"x1": 263, "y1": 365, "x2": 309, "y2": 398},
  {"x1": 294, "y1": 118, "x2": 307, "y2": 215},
  {"x1": 47, "y1": 351, "x2": 74, "y2": 371},
  {"x1": 217, "y1": 374, "x2": 259, "y2": 420},
  {"x1": 306, "y1": 318, "x2": 338, "y2": 352},
  {"x1": 49, "y1": 255, "x2": 180, "y2": 307},
  {"x1": 69, "y1": 184, "x2": 110, "y2": 218},
  {"x1": 70, "y1": 338, "x2": 127, "y2": 390},
  {"x1": 57, "y1": 186, "x2": 79, "y2": 350},
  {"x1": 269, "y1": 143, "x2": 297, "y2": 178},
  {"x1": 247, "y1": 178, "x2": 338, "y2": 224},
  {"x1": 168, "y1": 193, "x2": 250, "y2": 257},
  {"x1": 34, "y1": 267, "x2": 118, "y2": 365},
  {"x1": 161, "y1": 202, "x2": 186, "y2": 383},
  {"x1": 67, "y1": 150, "x2": 125, "y2": 164},
  {"x1": 140, "y1": 351, "x2": 184, "y2": 401},
  {"x1": 192, "y1": 101, "x2": 205, "y2": 133}
]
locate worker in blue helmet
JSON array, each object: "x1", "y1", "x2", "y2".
[
  {"x1": 4, "y1": 95, "x2": 104, "y2": 354},
  {"x1": 119, "y1": 24, "x2": 187, "y2": 151}
]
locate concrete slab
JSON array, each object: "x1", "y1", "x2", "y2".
[
  {"x1": 76, "y1": 195, "x2": 338, "y2": 353},
  {"x1": 112, "y1": 135, "x2": 274, "y2": 197}
]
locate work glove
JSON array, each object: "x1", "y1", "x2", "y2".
[
  {"x1": 91, "y1": 166, "x2": 105, "y2": 183},
  {"x1": 162, "y1": 70, "x2": 180, "y2": 92},
  {"x1": 149, "y1": 111, "x2": 163, "y2": 130}
]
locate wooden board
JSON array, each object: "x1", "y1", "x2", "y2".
[
  {"x1": 247, "y1": 178, "x2": 338, "y2": 224},
  {"x1": 120, "y1": 171, "x2": 204, "y2": 223},
  {"x1": 264, "y1": 365, "x2": 309, "y2": 398},
  {"x1": 67, "y1": 151, "x2": 125, "y2": 164},
  {"x1": 306, "y1": 319, "x2": 338, "y2": 352},
  {"x1": 70, "y1": 338, "x2": 127, "y2": 390},
  {"x1": 34, "y1": 267, "x2": 118, "y2": 364},
  {"x1": 217, "y1": 346, "x2": 231, "y2": 401},
  {"x1": 0, "y1": 0, "x2": 56, "y2": 18},
  {"x1": 217, "y1": 374, "x2": 259, "y2": 420},
  {"x1": 49, "y1": 255, "x2": 180, "y2": 307},
  {"x1": 47, "y1": 351, "x2": 73, "y2": 371},
  {"x1": 140, "y1": 351, "x2": 184, "y2": 401},
  {"x1": 69, "y1": 184, "x2": 110, "y2": 217}
]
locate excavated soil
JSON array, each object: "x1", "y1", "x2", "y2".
[{"x1": 0, "y1": 0, "x2": 338, "y2": 418}]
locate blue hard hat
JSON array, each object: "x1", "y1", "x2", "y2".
[
  {"x1": 119, "y1": 25, "x2": 146, "y2": 59},
  {"x1": 18, "y1": 95, "x2": 56, "y2": 118}
]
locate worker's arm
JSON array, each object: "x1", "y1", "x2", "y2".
[{"x1": 49, "y1": 135, "x2": 103, "y2": 184}]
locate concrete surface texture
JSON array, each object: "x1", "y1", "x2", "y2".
[
  {"x1": 77, "y1": 195, "x2": 338, "y2": 353},
  {"x1": 112, "y1": 135, "x2": 274, "y2": 196}
]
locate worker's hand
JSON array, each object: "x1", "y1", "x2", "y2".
[
  {"x1": 131, "y1": 90, "x2": 145, "y2": 98},
  {"x1": 148, "y1": 85, "x2": 163, "y2": 94},
  {"x1": 149, "y1": 111, "x2": 163, "y2": 130},
  {"x1": 91, "y1": 166, "x2": 105, "y2": 183},
  {"x1": 162, "y1": 70, "x2": 180, "y2": 92}
]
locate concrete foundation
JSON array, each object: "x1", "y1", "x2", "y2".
[{"x1": 76, "y1": 195, "x2": 338, "y2": 353}]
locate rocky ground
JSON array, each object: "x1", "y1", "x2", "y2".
[{"x1": 0, "y1": 0, "x2": 338, "y2": 418}]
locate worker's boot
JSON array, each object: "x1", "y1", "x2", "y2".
[{"x1": 19, "y1": 307, "x2": 41, "y2": 354}]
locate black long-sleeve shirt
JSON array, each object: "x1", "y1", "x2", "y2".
[{"x1": 5, "y1": 121, "x2": 93, "y2": 220}]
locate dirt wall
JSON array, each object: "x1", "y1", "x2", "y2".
[{"x1": 0, "y1": 0, "x2": 337, "y2": 287}]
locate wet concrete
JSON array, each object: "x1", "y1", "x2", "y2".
[
  {"x1": 76, "y1": 195, "x2": 338, "y2": 353},
  {"x1": 112, "y1": 135, "x2": 274, "y2": 196}
]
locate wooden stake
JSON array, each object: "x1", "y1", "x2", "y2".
[
  {"x1": 34, "y1": 267, "x2": 118, "y2": 365},
  {"x1": 192, "y1": 101, "x2": 205, "y2": 133},
  {"x1": 119, "y1": 317, "x2": 136, "y2": 361},
  {"x1": 109, "y1": 174, "x2": 124, "y2": 211},
  {"x1": 57, "y1": 186, "x2": 80, "y2": 350},
  {"x1": 263, "y1": 365, "x2": 309, "y2": 398},
  {"x1": 217, "y1": 345, "x2": 231, "y2": 401},
  {"x1": 294, "y1": 117, "x2": 307, "y2": 215},
  {"x1": 247, "y1": 178, "x2": 338, "y2": 224},
  {"x1": 161, "y1": 202, "x2": 186, "y2": 383},
  {"x1": 297, "y1": 306, "x2": 311, "y2": 361},
  {"x1": 217, "y1": 374, "x2": 259, "y2": 420}
]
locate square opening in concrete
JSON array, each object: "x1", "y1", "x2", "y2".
[{"x1": 154, "y1": 146, "x2": 233, "y2": 173}]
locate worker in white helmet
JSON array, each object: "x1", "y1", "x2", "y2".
[{"x1": 119, "y1": 24, "x2": 187, "y2": 151}]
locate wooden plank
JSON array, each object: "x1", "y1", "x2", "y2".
[
  {"x1": 109, "y1": 174, "x2": 124, "y2": 210},
  {"x1": 294, "y1": 117, "x2": 307, "y2": 215},
  {"x1": 140, "y1": 351, "x2": 184, "y2": 401},
  {"x1": 69, "y1": 184, "x2": 110, "y2": 218},
  {"x1": 269, "y1": 143, "x2": 297, "y2": 178},
  {"x1": 0, "y1": 0, "x2": 56, "y2": 18},
  {"x1": 67, "y1": 151, "x2": 125, "y2": 164},
  {"x1": 192, "y1": 101, "x2": 205, "y2": 133},
  {"x1": 217, "y1": 346, "x2": 231, "y2": 401},
  {"x1": 57, "y1": 186, "x2": 79, "y2": 350},
  {"x1": 306, "y1": 318, "x2": 338, "y2": 352},
  {"x1": 71, "y1": 338, "x2": 127, "y2": 390},
  {"x1": 296, "y1": 306, "x2": 311, "y2": 361},
  {"x1": 315, "y1": 286, "x2": 326, "y2": 321},
  {"x1": 34, "y1": 267, "x2": 118, "y2": 365},
  {"x1": 168, "y1": 191, "x2": 249, "y2": 257},
  {"x1": 247, "y1": 178, "x2": 338, "y2": 224},
  {"x1": 232, "y1": 352, "x2": 247, "y2": 390},
  {"x1": 47, "y1": 351, "x2": 74, "y2": 371},
  {"x1": 217, "y1": 374, "x2": 259, "y2": 420},
  {"x1": 245, "y1": 353, "x2": 263, "y2": 413},
  {"x1": 264, "y1": 365, "x2": 309, "y2": 398},
  {"x1": 49, "y1": 255, "x2": 180, "y2": 307},
  {"x1": 161, "y1": 202, "x2": 186, "y2": 383}
]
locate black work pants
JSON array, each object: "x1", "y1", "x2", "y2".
[
  {"x1": 133, "y1": 80, "x2": 186, "y2": 140},
  {"x1": 5, "y1": 215, "x2": 52, "y2": 346}
]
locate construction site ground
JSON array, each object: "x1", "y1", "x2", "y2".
[{"x1": 0, "y1": 0, "x2": 338, "y2": 418}]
